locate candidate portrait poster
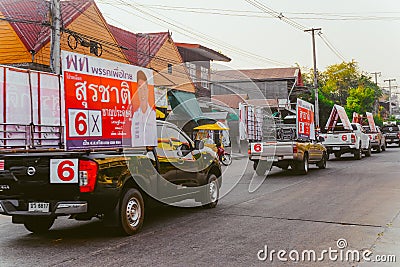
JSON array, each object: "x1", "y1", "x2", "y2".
[{"x1": 62, "y1": 51, "x2": 156, "y2": 150}]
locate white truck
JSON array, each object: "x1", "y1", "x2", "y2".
[{"x1": 321, "y1": 123, "x2": 371, "y2": 160}]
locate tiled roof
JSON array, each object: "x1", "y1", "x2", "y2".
[
  {"x1": 212, "y1": 94, "x2": 249, "y2": 109},
  {"x1": 0, "y1": 0, "x2": 92, "y2": 52},
  {"x1": 108, "y1": 24, "x2": 138, "y2": 65},
  {"x1": 212, "y1": 67, "x2": 302, "y2": 85},
  {"x1": 108, "y1": 26, "x2": 170, "y2": 67},
  {"x1": 136, "y1": 32, "x2": 169, "y2": 67}
]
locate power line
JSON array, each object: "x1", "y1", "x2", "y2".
[{"x1": 100, "y1": 0, "x2": 291, "y2": 67}]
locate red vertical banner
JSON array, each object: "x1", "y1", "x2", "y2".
[{"x1": 297, "y1": 99, "x2": 315, "y2": 140}]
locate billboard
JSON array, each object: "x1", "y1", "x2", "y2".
[
  {"x1": 62, "y1": 51, "x2": 157, "y2": 150},
  {"x1": 296, "y1": 99, "x2": 315, "y2": 140}
]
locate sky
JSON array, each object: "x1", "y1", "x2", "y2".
[{"x1": 97, "y1": 0, "x2": 400, "y2": 91}]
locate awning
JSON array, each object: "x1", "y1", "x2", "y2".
[
  {"x1": 193, "y1": 123, "x2": 229, "y2": 131},
  {"x1": 168, "y1": 90, "x2": 203, "y2": 121}
]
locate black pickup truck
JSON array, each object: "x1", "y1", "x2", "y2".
[{"x1": 0, "y1": 121, "x2": 222, "y2": 235}]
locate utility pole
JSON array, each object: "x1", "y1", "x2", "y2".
[
  {"x1": 50, "y1": 0, "x2": 61, "y2": 74},
  {"x1": 384, "y1": 79, "x2": 396, "y2": 116},
  {"x1": 371, "y1": 72, "x2": 381, "y2": 85},
  {"x1": 304, "y1": 28, "x2": 322, "y2": 129},
  {"x1": 370, "y1": 72, "x2": 381, "y2": 114}
]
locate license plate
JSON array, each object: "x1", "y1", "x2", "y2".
[
  {"x1": 333, "y1": 147, "x2": 340, "y2": 151},
  {"x1": 266, "y1": 156, "x2": 276, "y2": 161},
  {"x1": 28, "y1": 202, "x2": 50, "y2": 213}
]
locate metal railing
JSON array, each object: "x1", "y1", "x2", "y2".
[{"x1": 0, "y1": 123, "x2": 64, "y2": 150}]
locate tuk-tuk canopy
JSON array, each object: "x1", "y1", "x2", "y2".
[{"x1": 193, "y1": 123, "x2": 229, "y2": 131}]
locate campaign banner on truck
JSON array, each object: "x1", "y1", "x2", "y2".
[
  {"x1": 296, "y1": 99, "x2": 315, "y2": 140},
  {"x1": 325, "y1": 104, "x2": 352, "y2": 131},
  {"x1": 366, "y1": 112, "x2": 376, "y2": 132},
  {"x1": 62, "y1": 51, "x2": 157, "y2": 150}
]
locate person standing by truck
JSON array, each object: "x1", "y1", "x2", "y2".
[{"x1": 131, "y1": 70, "x2": 157, "y2": 147}]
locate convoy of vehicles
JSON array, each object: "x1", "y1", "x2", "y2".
[
  {"x1": 0, "y1": 56, "x2": 393, "y2": 237},
  {"x1": 321, "y1": 123, "x2": 371, "y2": 160}
]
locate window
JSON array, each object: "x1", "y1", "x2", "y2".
[
  {"x1": 185, "y1": 62, "x2": 196, "y2": 83},
  {"x1": 168, "y1": 63, "x2": 173, "y2": 74},
  {"x1": 200, "y1": 66, "x2": 209, "y2": 89}
]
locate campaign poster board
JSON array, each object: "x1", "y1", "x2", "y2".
[
  {"x1": 61, "y1": 51, "x2": 156, "y2": 150},
  {"x1": 296, "y1": 99, "x2": 315, "y2": 140},
  {"x1": 325, "y1": 104, "x2": 352, "y2": 131},
  {"x1": 366, "y1": 112, "x2": 376, "y2": 132}
]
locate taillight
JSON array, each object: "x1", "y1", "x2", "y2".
[
  {"x1": 398, "y1": 133, "x2": 400, "y2": 138},
  {"x1": 248, "y1": 149, "x2": 251, "y2": 155},
  {"x1": 293, "y1": 145, "x2": 298, "y2": 154},
  {"x1": 79, "y1": 159, "x2": 98, "y2": 193},
  {"x1": 369, "y1": 135, "x2": 372, "y2": 140},
  {"x1": 342, "y1": 135, "x2": 347, "y2": 141},
  {"x1": 351, "y1": 134, "x2": 356, "y2": 143}
]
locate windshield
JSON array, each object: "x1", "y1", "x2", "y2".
[{"x1": 362, "y1": 126, "x2": 377, "y2": 133}]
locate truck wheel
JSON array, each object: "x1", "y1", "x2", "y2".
[
  {"x1": 382, "y1": 143, "x2": 386, "y2": 151},
  {"x1": 317, "y1": 153, "x2": 327, "y2": 169},
  {"x1": 354, "y1": 147, "x2": 362, "y2": 160},
  {"x1": 24, "y1": 216, "x2": 55, "y2": 234},
  {"x1": 119, "y1": 188, "x2": 144, "y2": 235},
  {"x1": 296, "y1": 154, "x2": 309, "y2": 175},
  {"x1": 255, "y1": 161, "x2": 269, "y2": 176},
  {"x1": 334, "y1": 152, "x2": 341, "y2": 159},
  {"x1": 365, "y1": 145, "x2": 372, "y2": 157},
  {"x1": 253, "y1": 160, "x2": 259, "y2": 171},
  {"x1": 202, "y1": 174, "x2": 219, "y2": 209}
]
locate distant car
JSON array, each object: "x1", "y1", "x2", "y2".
[
  {"x1": 362, "y1": 125, "x2": 386, "y2": 152},
  {"x1": 381, "y1": 124, "x2": 400, "y2": 147}
]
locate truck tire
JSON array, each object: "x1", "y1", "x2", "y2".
[
  {"x1": 334, "y1": 152, "x2": 341, "y2": 159},
  {"x1": 24, "y1": 216, "x2": 55, "y2": 234},
  {"x1": 296, "y1": 154, "x2": 309, "y2": 175},
  {"x1": 317, "y1": 153, "x2": 327, "y2": 169},
  {"x1": 119, "y1": 188, "x2": 144, "y2": 235},
  {"x1": 365, "y1": 145, "x2": 372, "y2": 157},
  {"x1": 382, "y1": 143, "x2": 386, "y2": 151},
  {"x1": 202, "y1": 174, "x2": 219, "y2": 209},
  {"x1": 255, "y1": 161, "x2": 269, "y2": 176},
  {"x1": 354, "y1": 146, "x2": 362, "y2": 160}
]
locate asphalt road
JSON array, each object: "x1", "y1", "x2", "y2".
[{"x1": 1, "y1": 147, "x2": 400, "y2": 266}]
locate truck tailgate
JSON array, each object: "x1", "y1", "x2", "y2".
[
  {"x1": 323, "y1": 133, "x2": 354, "y2": 146},
  {"x1": 0, "y1": 153, "x2": 80, "y2": 199}
]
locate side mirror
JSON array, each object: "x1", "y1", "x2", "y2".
[
  {"x1": 318, "y1": 136, "x2": 325, "y2": 142},
  {"x1": 194, "y1": 140, "x2": 204, "y2": 150}
]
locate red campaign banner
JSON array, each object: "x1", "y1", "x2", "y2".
[
  {"x1": 64, "y1": 72, "x2": 154, "y2": 149},
  {"x1": 297, "y1": 99, "x2": 315, "y2": 140}
]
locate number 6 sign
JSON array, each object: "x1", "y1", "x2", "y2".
[
  {"x1": 251, "y1": 143, "x2": 263, "y2": 153},
  {"x1": 50, "y1": 159, "x2": 78, "y2": 183}
]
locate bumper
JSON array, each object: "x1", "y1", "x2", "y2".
[
  {"x1": 250, "y1": 154, "x2": 295, "y2": 162},
  {"x1": 0, "y1": 200, "x2": 88, "y2": 216},
  {"x1": 386, "y1": 138, "x2": 399, "y2": 144},
  {"x1": 325, "y1": 145, "x2": 356, "y2": 154}
]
